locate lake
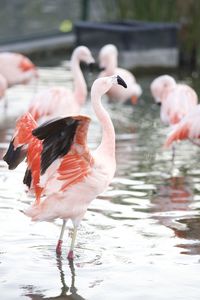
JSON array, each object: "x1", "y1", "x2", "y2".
[{"x1": 0, "y1": 60, "x2": 200, "y2": 300}]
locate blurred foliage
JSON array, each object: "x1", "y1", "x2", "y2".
[
  {"x1": 59, "y1": 20, "x2": 73, "y2": 32},
  {"x1": 113, "y1": 0, "x2": 200, "y2": 52}
]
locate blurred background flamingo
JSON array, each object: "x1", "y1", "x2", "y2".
[
  {"x1": 164, "y1": 105, "x2": 200, "y2": 148},
  {"x1": 98, "y1": 44, "x2": 142, "y2": 104},
  {"x1": 151, "y1": 75, "x2": 198, "y2": 126},
  {"x1": 0, "y1": 52, "x2": 38, "y2": 87},
  {"x1": 28, "y1": 46, "x2": 95, "y2": 123},
  {"x1": 151, "y1": 74, "x2": 198, "y2": 162},
  {"x1": 3, "y1": 75, "x2": 127, "y2": 259}
]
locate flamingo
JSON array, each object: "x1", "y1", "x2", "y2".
[
  {"x1": 28, "y1": 46, "x2": 95, "y2": 122},
  {"x1": 3, "y1": 75, "x2": 127, "y2": 259},
  {"x1": 150, "y1": 75, "x2": 176, "y2": 105},
  {"x1": 150, "y1": 75, "x2": 198, "y2": 125},
  {"x1": 164, "y1": 105, "x2": 200, "y2": 148},
  {"x1": 0, "y1": 52, "x2": 38, "y2": 87},
  {"x1": 98, "y1": 44, "x2": 142, "y2": 104}
]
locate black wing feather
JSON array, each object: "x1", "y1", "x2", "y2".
[
  {"x1": 32, "y1": 117, "x2": 79, "y2": 175},
  {"x1": 23, "y1": 168, "x2": 32, "y2": 188},
  {"x1": 3, "y1": 139, "x2": 27, "y2": 170}
]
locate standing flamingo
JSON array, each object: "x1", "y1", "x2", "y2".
[
  {"x1": 150, "y1": 75, "x2": 198, "y2": 125},
  {"x1": 28, "y1": 46, "x2": 95, "y2": 122},
  {"x1": 0, "y1": 52, "x2": 38, "y2": 87},
  {"x1": 98, "y1": 44, "x2": 142, "y2": 104},
  {"x1": 164, "y1": 105, "x2": 200, "y2": 148},
  {"x1": 151, "y1": 75, "x2": 198, "y2": 163},
  {"x1": 3, "y1": 75, "x2": 127, "y2": 259}
]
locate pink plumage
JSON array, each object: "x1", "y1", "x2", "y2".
[
  {"x1": 4, "y1": 75, "x2": 127, "y2": 259},
  {"x1": 0, "y1": 74, "x2": 7, "y2": 99},
  {"x1": 164, "y1": 105, "x2": 200, "y2": 147},
  {"x1": 28, "y1": 46, "x2": 95, "y2": 123},
  {"x1": 150, "y1": 75, "x2": 176, "y2": 104},
  {"x1": 0, "y1": 52, "x2": 38, "y2": 86},
  {"x1": 151, "y1": 75, "x2": 198, "y2": 125},
  {"x1": 98, "y1": 44, "x2": 142, "y2": 104}
]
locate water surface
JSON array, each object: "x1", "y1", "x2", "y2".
[{"x1": 0, "y1": 63, "x2": 200, "y2": 299}]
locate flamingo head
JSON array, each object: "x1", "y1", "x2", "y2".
[
  {"x1": 73, "y1": 46, "x2": 95, "y2": 65},
  {"x1": 150, "y1": 75, "x2": 176, "y2": 104},
  {"x1": 91, "y1": 75, "x2": 127, "y2": 98}
]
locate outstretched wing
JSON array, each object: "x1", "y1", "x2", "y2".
[
  {"x1": 33, "y1": 116, "x2": 80, "y2": 175},
  {"x1": 3, "y1": 139, "x2": 27, "y2": 170},
  {"x1": 3, "y1": 112, "x2": 37, "y2": 169},
  {"x1": 32, "y1": 116, "x2": 93, "y2": 192},
  {"x1": 57, "y1": 123, "x2": 94, "y2": 191}
]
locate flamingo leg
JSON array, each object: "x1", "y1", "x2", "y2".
[
  {"x1": 67, "y1": 226, "x2": 78, "y2": 260},
  {"x1": 4, "y1": 96, "x2": 8, "y2": 110},
  {"x1": 56, "y1": 220, "x2": 67, "y2": 255},
  {"x1": 172, "y1": 144, "x2": 176, "y2": 164}
]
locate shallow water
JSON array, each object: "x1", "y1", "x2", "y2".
[{"x1": 0, "y1": 63, "x2": 200, "y2": 300}]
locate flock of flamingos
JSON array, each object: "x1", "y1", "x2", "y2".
[{"x1": 0, "y1": 43, "x2": 199, "y2": 260}]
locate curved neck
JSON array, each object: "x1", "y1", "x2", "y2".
[
  {"x1": 91, "y1": 91, "x2": 115, "y2": 159},
  {"x1": 71, "y1": 55, "x2": 87, "y2": 106},
  {"x1": 106, "y1": 56, "x2": 117, "y2": 75}
]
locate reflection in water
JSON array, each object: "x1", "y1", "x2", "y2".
[
  {"x1": 1, "y1": 66, "x2": 200, "y2": 300},
  {"x1": 23, "y1": 256, "x2": 85, "y2": 300},
  {"x1": 175, "y1": 217, "x2": 200, "y2": 255},
  {"x1": 151, "y1": 176, "x2": 193, "y2": 213},
  {"x1": 151, "y1": 176, "x2": 200, "y2": 254}
]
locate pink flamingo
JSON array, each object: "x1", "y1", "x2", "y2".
[
  {"x1": 150, "y1": 75, "x2": 198, "y2": 125},
  {"x1": 150, "y1": 75, "x2": 176, "y2": 105},
  {"x1": 164, "y1": 105, "x2": 200, "y2": 148},
  {"x1": 28, "y1": 46, "x2": 95, "y2": 122},
  {"x1": 98, "y1": 44, "x2": 142, "y2": 104},
  {"x1": 3, "y1": 75, "x2": 127, "y2": 259},
  {"x1": 0, "y1": 52, "x2": 38, "y2": 87}
]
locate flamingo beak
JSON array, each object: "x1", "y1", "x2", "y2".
[
  {"x1": 88, "y1": 62, "x2": 97, "y2": 72},
  {"x1": 98, "y1": 62, "x2": 106, "y2": 72},
  {"x1": 98, "y1": 65, "x2": 105, "y2": 72},
  {"x1": 117, "y1": 75, "x2": 127, "y2": 88}
]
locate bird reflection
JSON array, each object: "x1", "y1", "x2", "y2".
[
  {"x1": 151, "y1": 176, "x2": 193, "y2": 213},
  {"x1": 23, "y1": 255, "x2": 85, "y2": 300},
  {"x1": 151, "y1": 176, "x2": 200, "y2": 254},
  {"x1": 175, "y1": 217, "x2": 200, "y2": 255}
]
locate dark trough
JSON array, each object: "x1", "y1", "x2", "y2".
[{"x1": 74, "y1": 20, "x2": 181, "y2": 68}]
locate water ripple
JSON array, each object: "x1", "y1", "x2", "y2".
[{"x1": 0, "y1": 66, "x2": 200, "y2": 299}]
